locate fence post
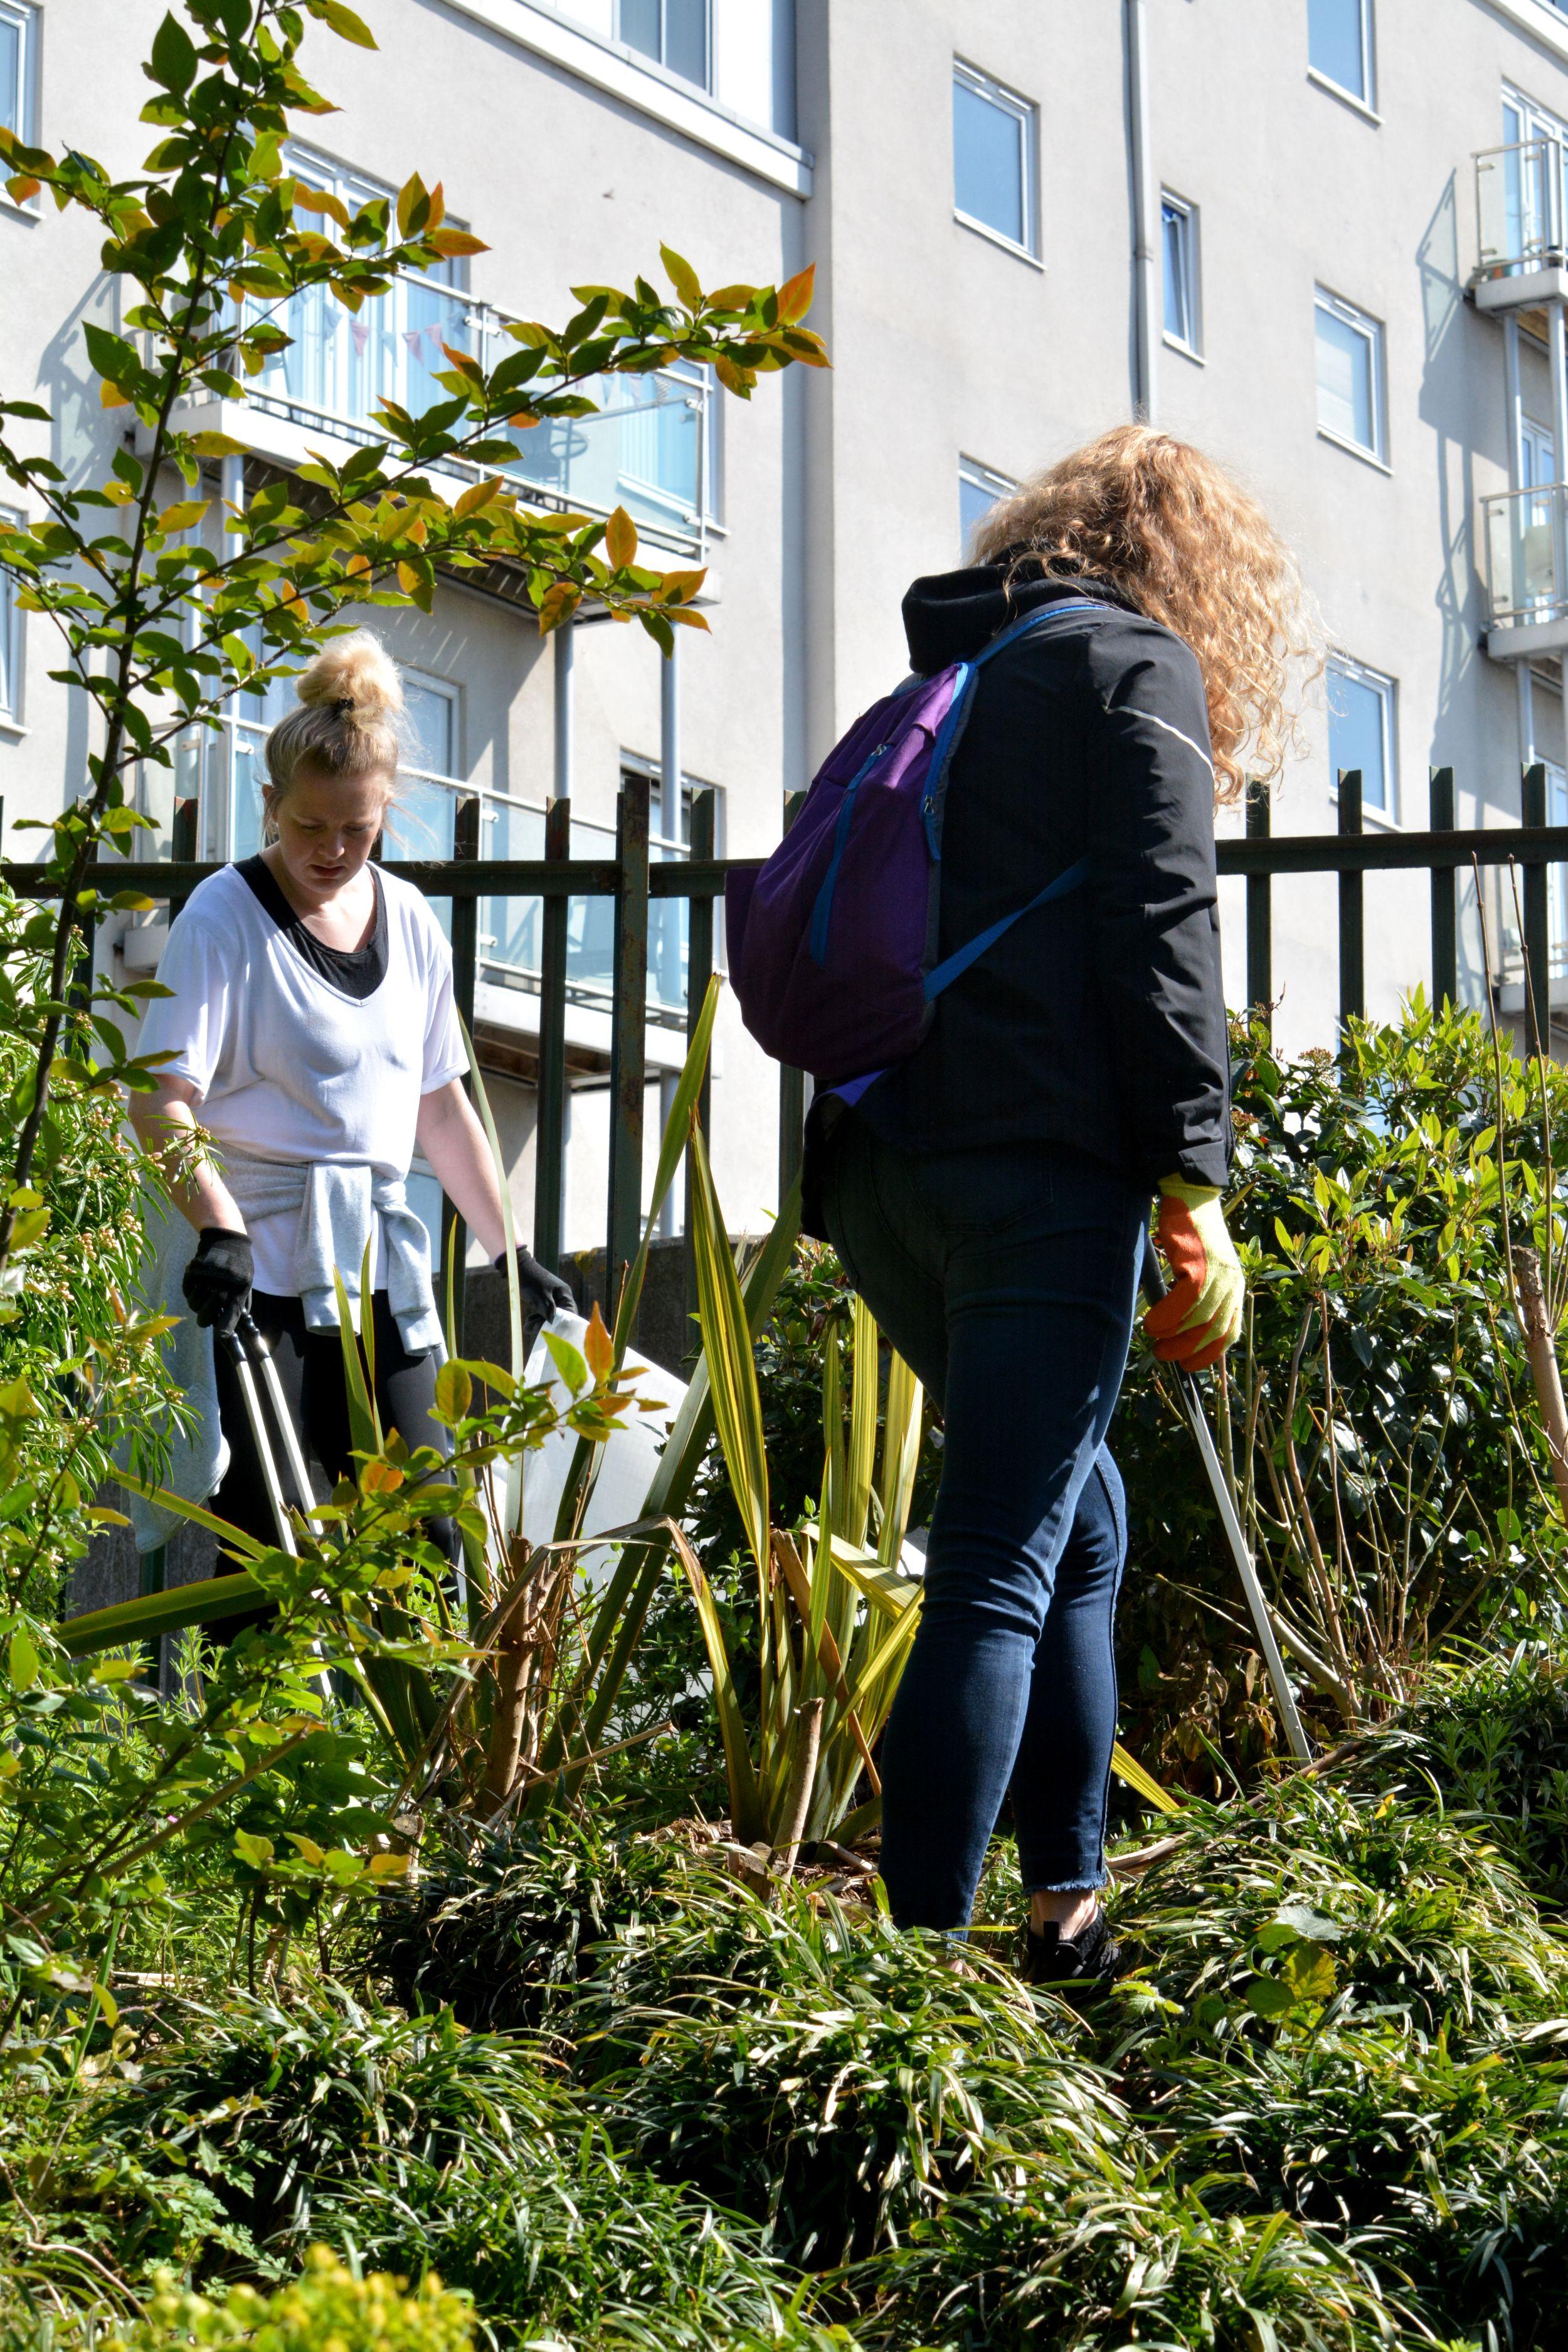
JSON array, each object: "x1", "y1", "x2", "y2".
[
  {"x1": 1429, "y1": 766, "x2": 1458, "y2": 1010},
  {"x1": 443, "y1": 793, "x2": 480, "y2": 1352},
  {"x1": 684, "y1": 789, "x2": 716, "y2": 1353},
  {"x1": 1523, "y1": 760, "x2": 1550, "y2": 1057},
  {"x1": 1245, "y1": 779, "x2": 1271, "y2": 1034},
  {"x1": 1337, "y1": 768, "x2": 1364, "y2": 1040},
  {"x1": 607, "y1": 773, "x2": 650, "y2": 1315},
  {"x1": 777, "y1": 790, "x2": 808, "y2": 1207},
  {"x1": 534, "y1": 797, "x2": 571, "y2": 1273}
]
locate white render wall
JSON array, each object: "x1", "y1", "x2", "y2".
[{"x1": 4, "y1": 0, "x2": 1568, "y2": 1252}]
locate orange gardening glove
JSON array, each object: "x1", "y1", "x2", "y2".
[{"x1": 1143, "y1": 1179, "x2": 1245, "y2": 1372}]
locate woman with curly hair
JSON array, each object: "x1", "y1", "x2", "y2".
[{"x1": 812, "y1": 425, "x2": 1313, "y2": 1976}]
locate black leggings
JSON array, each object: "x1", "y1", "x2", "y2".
[{"x1": 212, "y1": 1288, "x2": 455, "y2": 1562}]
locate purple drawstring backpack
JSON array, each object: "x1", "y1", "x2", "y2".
[{"x1": 726, "y1": 601, "x2": 1109, "y2": 1092}]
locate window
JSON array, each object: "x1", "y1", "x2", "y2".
[
  {"x1": 617, "y1": 0, "x2": 709, "y2": 90},
  {"x1": 959, "y1": 457, "x2": 1014, "y2": 555},
  {"x1": 1523, "y1": 415, "x2": 1557, "y2": 489},
  {"x1": 253, "y1": 146, "x2": 470, "y2": 438},
  {"x1": 1161, "y1": 193, "x2": 1200, "y2": 356},
  {"x1": 1500, "y1": 88, "x2": 1568, "y2": 272},
  {"x1": 0, "y1": 509, "x2": 20, "y2": 724},
  {"x1": 1308, "y1": 0, "x2": 1374, "y2": 109},
  {"x1": 1315, "y1": 289, "x2": 1386, "y2": 463},
  {"x1": 1327, "y1": 656, "x2": 1395, "y2": 817},
  {"x1": 383, "y1": 672, "x2": 462, "y2": 862},
  {"x1": 953, "y1": 60, "x2": 1037, "y2": 257},
  {"x1": 0, "y1": 1, "x2": 35, "y2": 146}
]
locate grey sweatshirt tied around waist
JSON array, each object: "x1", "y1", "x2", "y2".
[{"x1": 124, "y1": 1147, "x2": 443, "y2": 1554}]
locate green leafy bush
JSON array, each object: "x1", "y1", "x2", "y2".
[
  {"x1": 96, "y1": 2246, "x2": 475, "y2": 2352},
  {"x1": 564, "y1": 1868, "x2": 1120, "y2": 2269},
  {"x1": 1362, "y1": 1639, "x2": 1568, "y2": 1909},
  {"x1": 1118, "y1": 998, "x2": 1568, "y2": 1784}
]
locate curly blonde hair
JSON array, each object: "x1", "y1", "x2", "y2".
[
  {"x1": 263, "y1": 630, "x2": 405, "y2": 811},
  {"x1": 973, "y1": 426, "x2": 1318, "y2": 803}
]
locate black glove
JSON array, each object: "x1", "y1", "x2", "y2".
[
  {"x1": 497, "y1": 1244, "x2": 575, "y2": 1345},
  {"x1": 182, "y1": 1227, "x2": 253, "y2": 1340}
]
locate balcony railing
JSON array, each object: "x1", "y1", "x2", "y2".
[
  {"x1": 171, "y1": 716, "x2": 693, "y2": 1027},
  {"x1": 1483, "y1": 480, "x2": 1568, "y2": 626},
  {"x1": 238, "y1": 272, "x2": 711, "y2": 555},
  {"x1": 1474, "y1": 136, "x2": 1568, "y2": 277}
]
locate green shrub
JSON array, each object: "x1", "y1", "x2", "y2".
[
  {"x1": 564, "y1": 1868, "x2": 1120, "y2": 2269},
  {"x1": 97, "y1": 2246, "x2": 475, "y2": 2352},
  {"x1": 361, "y1": 1814, "x2": 693, "y2": 2035},
  {"x1": 1101, "y1": 1777, "x2": 1568, "y2": 2346},
  {"x1": 1362, "y1": 1640, "x2": 1568, "y2": 1910},
  {"x1": 1117, "y1": 999, "x2": 1568, "y2": 1786}
]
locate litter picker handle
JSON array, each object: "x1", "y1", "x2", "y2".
[
  {"x1": 1134, "y1": 1224, "x2": 1312, "y2": 1762},
  {"x1": 221, "y1": 1324, "x2": 298, "y2": 1559}
]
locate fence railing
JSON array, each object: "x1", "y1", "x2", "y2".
[{"x1": 7, "y1": 767, "x2": 1568, "y2": 1338}]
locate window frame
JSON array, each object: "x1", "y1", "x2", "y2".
[
  {"x1": 614, "y1": 0, "x2": 712, "y2": 95},
  {"x1": 1160, "y1": 190, "x2": 1202, "y2": 359},
  {"x1": 1314, "y1": 285, "x2": 1389, "y2": 468},
  {"x1": 1326, "y1": 652, "x2": 1397, "y2": 822},
  {"x1": 0, "y1": 502, "x2": 22, "y2": 729},
  {"x1": 0, "y1": 0, "x2": 36, "y2": 147},
  {"x1": 400, "y1": 665, "x2": 462, "y2": 784},
  {"x1": 1306, "y1": 0, "x2": 1377, "y2": 115},
  {"x1": 951, "y1": 58, "x2": 1040, "y2": 263},
  {"x1": 958, "y1": 455, "x2": 1015, "y2": 556}
]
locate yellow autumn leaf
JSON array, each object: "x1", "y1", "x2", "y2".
[
  {"x1": 605, "y1": 505, "x2": 637, "y2": 570},
  {"x1": 583, "y1": 1301, "x2": 614, "y2": 1382}
]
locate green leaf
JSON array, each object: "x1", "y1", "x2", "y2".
[
  {"x1": 689, "y1": 1121, "x2": 770, "y2": 1580},
  {"x1": 7, "y1": 1629, "x2": 39, "y2": 1691},
  {"x1": 543, "y1": 1330, "x2": 589, "y2": 1396},
  {"x1": 660, "y1": 244, "x2": 703, "y2": 310},
  {"x1": 434, "y1": 1359, "x2": 472, "y2": 1422},
  {"x1": 148, "y1": 10, "x2": 198, "y2": 92},
  {"x1": 233, "y1": 1830, "x2": 275, "y2": 1869},
  {"x1": 1246, "y1": 1975, "x2": 1298, "y2": 2020}
]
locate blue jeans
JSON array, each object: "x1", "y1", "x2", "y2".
[{"x1": 821, "y1": 1115, "x2": 1148, "y2": 1932}]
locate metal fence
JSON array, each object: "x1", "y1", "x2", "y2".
[{"x1": 7, "y1": 763, "x2": 1568, "y2": 1338}]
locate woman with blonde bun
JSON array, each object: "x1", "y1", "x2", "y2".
[{"x1": 131, "y1": 630, "x2": 571, "y2": 1560}]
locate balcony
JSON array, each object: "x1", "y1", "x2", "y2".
[
  {"x1": 1481, "y1": 480, "x2": 1568, "y2": 655},
  {"x1": 1471, "y1": 137, "x2": 1568, "y2": 319},
  {"x1": 146, "y1": 272, "x2": 714, "y2": 560}
]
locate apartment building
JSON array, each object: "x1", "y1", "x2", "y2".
[{"x1": 3, "y1": 0, "x2": 1568, "y2": 1257}]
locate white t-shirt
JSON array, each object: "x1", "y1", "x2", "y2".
[{"x1": 137, "y1": 862, "x2": 468, "y2": 1297}]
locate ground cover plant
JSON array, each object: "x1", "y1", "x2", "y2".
[{"x1": 6, "y1": 13, "x2": 1568, "y2": 2351}]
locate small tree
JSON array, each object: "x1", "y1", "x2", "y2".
[{"x1": 0, "y1": 0, "x2": 825, "y2": 1274}]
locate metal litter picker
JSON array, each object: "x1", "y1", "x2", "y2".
[
  {"x1": 1140, "y1": 1237, "x2": 1311, "y2": 1763},
  {"x1": 220, "y1": 1310, "x2": 322, "y2": 1554}
]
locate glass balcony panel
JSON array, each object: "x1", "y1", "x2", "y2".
[
  {"x1": 479, "y1": 797, "x2": 547, "y2": 981},
  {"x1": 1483, "y1": 482, "x2": 1568, "y2": 623},
  {"x1": 498, "y1": 373, "x2": 704, "y2": 539},
  {"x1": 252, "y1": 272, "x2": 472, "y2": 442},
  {"x1": 1474, "y1": 138, "x2": 1565, "y2": 274}
]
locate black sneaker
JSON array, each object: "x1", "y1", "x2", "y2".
[{"x1": 1020, "y1": 1905, "x2": 1123, "y2": 1988}]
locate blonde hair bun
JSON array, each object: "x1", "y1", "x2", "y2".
[
  {"x1": 295, "y1": 630, "x2": 405, "y2": 724},
  {"x1": 263, "y1": 629, "x2": 406, "y2": 802}
]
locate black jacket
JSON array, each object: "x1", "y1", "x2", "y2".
[{"x1": 845, "y1": 566, "x2": 1231, "y2": 1195}]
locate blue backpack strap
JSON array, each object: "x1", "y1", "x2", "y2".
[{"x1": 924, "y1": 855, "x2": 1091, "y2": 1003}]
